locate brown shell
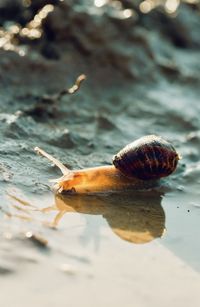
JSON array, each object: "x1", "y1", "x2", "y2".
[{"x1": 112, "y1": 135, "x2": 179, "y2": 180}]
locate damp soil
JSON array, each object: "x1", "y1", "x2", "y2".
[{"x1": 0, "y1": 1, "x2": 200, "y2": 307}]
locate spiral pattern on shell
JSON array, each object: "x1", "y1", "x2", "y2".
[{"x1": 112, "y1": 135, "x2": 179, "y2": 180}]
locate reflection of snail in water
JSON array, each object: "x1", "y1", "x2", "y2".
[
  {"x1": 43, "y1": 191, "x2": 165, "y2": 244},
  {"x1": 35, "y1": 135, "x2": 180, "y2": 194}
]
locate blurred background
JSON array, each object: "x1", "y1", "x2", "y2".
[{"x1": 0, "y1": 1, "x2": 200, "y2": 307}]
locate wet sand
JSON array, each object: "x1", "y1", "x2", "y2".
[{"x1": 0, "y1": 1, "x2": 200, "y2": 306}]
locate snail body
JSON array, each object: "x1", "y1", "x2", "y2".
[{"x1": 35, "y1": 135, "x2": 179, "y2": 194}]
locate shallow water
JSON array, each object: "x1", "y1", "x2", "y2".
[
  {"x1": 1, "y1": 187, "x2": 200, "y2": 307},
  {"x1": 1, "y1": 1, "x2": 200, "y2": 306}
]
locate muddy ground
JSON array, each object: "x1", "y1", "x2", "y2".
[{"x1": 0, "y1": 1, "x2": 200, "y2": 306}]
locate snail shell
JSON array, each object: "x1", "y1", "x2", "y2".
[{"x1": 113, "y1": 135, "x2": 179, "y2": 180}]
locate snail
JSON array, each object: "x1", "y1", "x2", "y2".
[{"x1": 35, "y1": 135, "x2": 180, "y2": 194}]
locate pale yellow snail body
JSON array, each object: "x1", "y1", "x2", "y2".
[{"x1": 35, "y1": 135, "x2": 180, "y2": 194}]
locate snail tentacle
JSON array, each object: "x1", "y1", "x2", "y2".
[{"x1": 34, "y1": 147, "x2": 73, "y2": 178}]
